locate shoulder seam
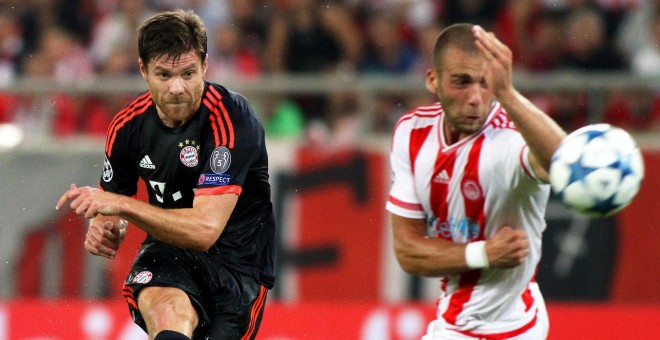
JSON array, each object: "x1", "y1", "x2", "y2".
[
  {"x1": 488, "y1": 109, "x2": 517, "y2": 130},
  {"x1": 204, "y1": 85, "x2": 235, "y2": 148},
  {"x1": 105, "y1": 92, "x2": 152, "y2": 157},
  {"x1": 394, "y1": 103, "x2": 442, "y2": 132}
]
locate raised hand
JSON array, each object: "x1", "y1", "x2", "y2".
[{"x1": 472, "y1": 25, "x2": 514, "y2": 99}]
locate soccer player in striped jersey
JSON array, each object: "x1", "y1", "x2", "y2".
[
  {"x1": 56, "y1": 10, "x2": 275, "y2": 340},
  {"x1": 386, "y1": 24, "x2": 566, "y2": 339}
]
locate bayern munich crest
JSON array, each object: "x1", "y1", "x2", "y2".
[
  {"x1": 132, "y1": 271, "x2": 153, "y2": 284},
  {"x1": 180, "y1": 145, "x2": 199, "y2": 167}
]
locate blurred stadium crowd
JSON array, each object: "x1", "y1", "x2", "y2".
[{"x1": 1, "y1": 0, "x2": 660, "y2": 141}]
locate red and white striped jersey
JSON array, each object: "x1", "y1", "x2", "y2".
[{"x1": 386, "y1": 101, "x2": 550, "y2": 336}]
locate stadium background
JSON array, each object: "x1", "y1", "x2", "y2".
[{"x1": 1, "y1": 0, "x2": 660, "y2": 339}]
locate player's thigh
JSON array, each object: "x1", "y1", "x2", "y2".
[
  {"x1": 204, "y1": 273, "x2": 268, "y2": 340},
  {"x1": 137, "y1": 286, "x2": 199, "y2": 334}
]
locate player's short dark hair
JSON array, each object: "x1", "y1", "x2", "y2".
[
  {"x1": 432, "y1": 23, "x2": 478, "y2": 71},
  {"x1": 138, "y1": 9, "x2": 207, "y2": 66}
]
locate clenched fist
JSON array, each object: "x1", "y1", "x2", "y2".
[
  {"x1": 485, "y1": 226, "x2": 529, "y2": 268},
  {"x1": 84, "y1": 218, "x2": 127, "y2": 259}
]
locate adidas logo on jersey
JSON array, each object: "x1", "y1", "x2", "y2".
[
  {"x1": 139, "y1": 155, "x2": 156, "y2": 169},
  {"x1": 433, "y1": 170, "x2": 450, "y2": 184}
]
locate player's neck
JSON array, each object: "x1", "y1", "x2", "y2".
[{"x1": 442, "y1": 122, "x2": 467, "y2": 146}]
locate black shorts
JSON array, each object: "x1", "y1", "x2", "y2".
[{"x1": 122, "y1": 241, "x2": 268, "y2": 340}]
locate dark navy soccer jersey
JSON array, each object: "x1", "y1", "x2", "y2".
[{"x1": 100, "y1": 81, "x2": 275, "y2": 288}]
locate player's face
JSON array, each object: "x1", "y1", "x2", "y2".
[
  {"x1": 426, "y1": 46, "x2": 494, "y2": 144},
  {"x1": 140, "y1": 51, "x2": 208, "y2": 128}
]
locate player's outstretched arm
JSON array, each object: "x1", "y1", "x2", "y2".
[
  {"x1": 56, "y1": 184, "x2": 237, "y2": 252},
  {"x1": 472, "y1": 25, "x2": 566, "y2": 182},
  {"x1": 117, "y1": 193, "x2": 238, "y2": 252},
  {"x1": 391, "y1": 214, "x2": 529, "y2": 276}
]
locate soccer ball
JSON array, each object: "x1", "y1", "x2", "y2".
[{"x1": 549, "y1": 124, "x2": 644, "y2": 217}]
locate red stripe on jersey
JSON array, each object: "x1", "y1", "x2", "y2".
[
  {"x1": 122, "y1": 284, "x2": 138, "y2": 310},
  {"x1": 441, "y1": 136, "x2": 487, "y2": 325},
  {"x1": 388, "y1": 195, "x2": 423, "y2": 212},
  {"x1": 409, "y1": 126, "x2": 433, "y2": 175},
  {"x1": 440, "y1": 276, "x2": 448, "y2": 293},
  {"x1": 105, "y1": 93, "x2": 152, "y2": 157},
  {"x1": 208, "y1": 86, "x2": 235, "y2": 148},
  {"x1": 392, "y1": 104, "x2": 442, "y2": 136},
  {"x1": 489, "y1": 109, "x2": 517, "y2": 131},
  {"x1": 195, "y1": 185, "x2": 242, "y2": 196},
  {"x1": 442, "y1": 269, "x2": 481, "y2": 325},
  {"x1": 454, "y1": 310, "x2": 538, "y2": 339},
  {"x1": 203, "y1": 97, "x2": 225, "y2": 147},
  {"x1": 521, "y1": 285, "x2": 534, "y2": 312},
  {"x1": 203, "y1": 88, "x2": 227, "y2": 146},
  {"x1": 415, "y1": 104, "x2": 443, "y2": 113},
  {"x1": 106, "y1": 92, "x2": 150, "y2": 147},
  {"x1": 218, "y1": 99, "x2": 235, "y2": 148},
  {"x1": 429, "y1": 147, "x2": 459, "y2": 237},
  {"x1": 462, "y1": 134, "x2": 486, "y2": 240},
  {"x1": 240, "y1": 285, "x2": 268, "y2": 340}
]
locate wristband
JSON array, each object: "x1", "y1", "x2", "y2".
[{"x1": 465, "y1": 241, "x2": 489, "y2": 269}]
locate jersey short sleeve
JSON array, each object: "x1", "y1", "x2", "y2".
[
  {"x1": 100, "y1": 152, "x2": 139, "y2": 196},
  {"x1": 195, "y1": 88, "x2": 265, "y2": 197},
  {"x1": 492, "y1": 129, "x2": 541, "y2": 184},
  {"x1": 99, "y1": 105, "x2": 142, "y2": 196},
  {"x1": 386, "y1": 119, "x2": 427, "y2": 219}
]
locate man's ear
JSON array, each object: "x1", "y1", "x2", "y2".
[
  {"x1": 425, "y1": 68, "x2": 438, "y2": 94},
  {"x1": 138, "y1": 58, "x2": 148, "y2": 81},
  {"x1": 203, "y1": 54, "x2": 208, "y2": 75}
]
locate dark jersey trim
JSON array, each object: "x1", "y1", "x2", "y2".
[{"x1": 105, "y1": 92, "x2": 152, "y2": 157}]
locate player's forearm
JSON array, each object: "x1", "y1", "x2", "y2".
[
  {"x1": 497, "y1": 89, "x2": 566, "y2": 171},
  {"x1": 90, "y1": 214, "x2": 123, "y2": 226},
  {"x1": 392, "y1": 215, "x2": 472, "y2": 276},
  {"x1": 395, "y1": 236, "x2": 470, "y2": 277},
  {"x1": 116, "y1": 196, "x2": 224, "y2": 251}
]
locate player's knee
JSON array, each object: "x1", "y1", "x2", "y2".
[
  {"x1": 152, "y1": 299, "x2": 197, "y2": 326},
  {"x1": 138, "y1": 287, "x2": 198, "y2": 335}
]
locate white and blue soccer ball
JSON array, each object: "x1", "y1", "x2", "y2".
[{"x1": 549, "y1": 124, "x2": 644, "y2": 217}]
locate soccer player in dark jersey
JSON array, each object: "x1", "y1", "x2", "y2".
[{"x1": 55, "y1": 9, "x2": 275, "y2": 340}]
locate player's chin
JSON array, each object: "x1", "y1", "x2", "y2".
[
  {"x1": 459, "y1": 122, "x2": 482, "y2": 134},
  {"x1": 165, "y1": 105, "x2": 195, "y2": 118},
  {"x1": 165, "y1": 103, "x2": 189, "y2": 111}
]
